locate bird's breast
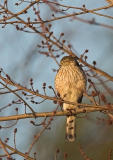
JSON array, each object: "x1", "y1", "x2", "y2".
[{"x1": 55, "y1": 65, "x2": 86, "y2": 100}]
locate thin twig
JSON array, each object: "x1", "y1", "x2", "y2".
[
  {"x1": 0, "y1": 5, "x2": 113, "y2": 81},
  {"x1": 0, "y1": 139, "x2": 34, "y2": 160},
  {"x1": 0, "y1": 81, "x2": 36, "y2": 118}
]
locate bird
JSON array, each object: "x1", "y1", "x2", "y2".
[{"x1": 55, "y1": 56, "x2": 86, "y2": 142}]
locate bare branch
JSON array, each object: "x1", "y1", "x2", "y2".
[
  {"x1": 0, "y1": 106, "x2": 113, "y2": 121},
  {"x1": 0, "y1": 139, "x2": 34, "y2": 160}
]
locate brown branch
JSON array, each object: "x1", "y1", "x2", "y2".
[
  {"x1": 0, "y1": 89, "x2": 21, "y2": 94},
  {"x1": 0, "y1": 0, "x2": 40, "y2": 23},
  {"x1": 0, "y1": 74, "x2": 113, "y2": 107},
  {"x1": 0, "y1": 152, "x2": 15, "y2": 158},
  {"x1": 33, "y1": 4, "x2": 113, "y2": 22},
  {"x1": 0, "y1": 5, "x2": 113, "y2": 81},
  {"x1": 88, "y1": 9, "x2": 113, "y2": 19},
  {"x1": 0, "y1": 138, "x2": 11, "y2": 158},
  {"x1": 79, "y1": 144, "x2": 93, "y2": 160},
  {"x1": 27, "y1": 105, "x2": 59, "y2": 154},
  {"x1": 79, "y1": 59, "x2": 113, "y2": 81},
  {"x1": 0, "y1": 106, "x2": 113, "y2": 121},
  {"x1": 0, "y1": 139, "x2": 34, "y2": 160},
  {"x1": 1, "y1": 19, "x2": 113, "y2": 31},
  {"x1": 0, "y1": 3, "x2": 112, "y2": 24},
  {"x1": 0, "y1": 82, "x2": 36, "y2": 118},
  {"x1": 27, "y1": 116, "x2": 53, "y2": 154},
  {"x1": 45, "y1": 1, "x2": 113, "y2": 11}
]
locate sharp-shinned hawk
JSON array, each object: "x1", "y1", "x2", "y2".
[{"x1": 55, "y1": 56, "x2": 86, "y2": 142}]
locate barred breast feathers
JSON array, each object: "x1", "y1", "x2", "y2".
[{"x1": 55, "y1": 64, "x2": 86, "y2": 99}]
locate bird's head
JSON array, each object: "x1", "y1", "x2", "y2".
[{"x1": 60, "y1": 56, "x2": 79, "y2": 66}]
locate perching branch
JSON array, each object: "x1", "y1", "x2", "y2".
[{"x1": 0, "y1": 105, "x2": 113, "y2": 121}]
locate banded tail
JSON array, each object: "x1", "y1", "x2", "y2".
[{"x1": 66, "y1": 116, "x2": 76, "y2": 142}]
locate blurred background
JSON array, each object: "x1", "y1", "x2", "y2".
[{"x1": 0, "y1": 0, "x2": 113, "y2": 159}]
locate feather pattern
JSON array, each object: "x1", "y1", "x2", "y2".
[{"x1": 55, "y1": 56, "x2": 86, "y2": 142}]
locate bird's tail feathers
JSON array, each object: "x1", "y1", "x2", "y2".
[{"x1": 65, "y1": 116, "x2": 75, "y2": 142}]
